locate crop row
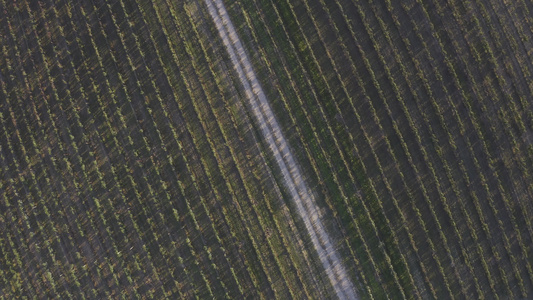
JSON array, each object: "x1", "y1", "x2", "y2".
[
  {"x1": 0, "y1": 0, "x2": 329, "y2": 297},
  {"x1": 222, "y1": 0, "x2": 533, "y2": 298}
]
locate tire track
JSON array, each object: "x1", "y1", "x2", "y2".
[{"x1": 203, "y1": 0, "x2": 358, "y2": 298}]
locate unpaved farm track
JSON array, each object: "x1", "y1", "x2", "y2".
[{"x1": 203, "y1": 0, "x2": 358, "y2": 298}]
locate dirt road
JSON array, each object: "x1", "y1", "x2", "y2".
[{"x1": 203, "y1": 0, "x2": 358, "y2": 298}]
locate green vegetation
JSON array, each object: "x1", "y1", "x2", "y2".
[{"x1": 1, "y1": 0, "x2": 532, "y2": 298}]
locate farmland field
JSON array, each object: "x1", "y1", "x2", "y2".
[{"x1": 1, "y1": 0, "x2": 533, "y2": 298}]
